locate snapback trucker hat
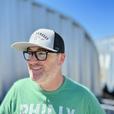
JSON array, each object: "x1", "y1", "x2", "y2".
[{"x1": 11, "y1": 28, "x2": 65, "y2": 53}]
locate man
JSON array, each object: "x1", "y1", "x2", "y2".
[{"x1": 0, "y1": 28, "x2": 106, "y2": 114}]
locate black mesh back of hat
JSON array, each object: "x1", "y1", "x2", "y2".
[{"x1": 54, "y1": 32, "x2": 65, "y2": 53}]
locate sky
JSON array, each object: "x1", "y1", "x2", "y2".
[{"x1": 37, "y1": 0, "x2": 114, "y2": 40}]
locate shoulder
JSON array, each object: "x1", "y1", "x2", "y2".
[
  {"x1": 12, "y1": 78, "x2": 32, "y2": 89},
  {"x1": 65, "y1": 76, "x2": 97, "y2": 99},
  {"x1": 67, "y1": 78, "x2": 102, "y2": 105},
  {"x1": 65, "y1": 77, "x2": 106, "y2": 113},
  {"x1": 14, "y1": 78, "x2": 31, "y2": 84},
  {"x1": 65, "y1": 77, "x2": 90, "y2": 91}
]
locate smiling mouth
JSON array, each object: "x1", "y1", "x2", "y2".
[{"x1": 31, "y1": 67, "x2": 42, "y2": 71}]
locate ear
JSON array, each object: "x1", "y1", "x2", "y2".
[{"x1": 58, "y1": 53, "x2": 65, "y2": 65}]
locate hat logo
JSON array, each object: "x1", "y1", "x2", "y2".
[{"x1": 33, "y1": 32, "x2": 49, "y2": 40}]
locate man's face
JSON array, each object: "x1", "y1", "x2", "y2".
[{"x1": 26, "y1": 46, "x2": 65, "y2": 85}]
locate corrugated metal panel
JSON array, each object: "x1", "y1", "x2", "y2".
[
  {"x1": 96, "y1": 37, "x2": 114, "y2": 93},
  {"x1": 0, "y1": 0, "x2": 102, "y2": 101},
  {"x1": 31, "y1": 2, "x2": 48, "y2": 29}
]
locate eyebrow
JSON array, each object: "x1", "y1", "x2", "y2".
[{"x1": 27, "y1": 48, "x2": 47, "y2": 51}]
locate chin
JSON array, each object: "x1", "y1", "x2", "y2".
[
  {"x1": 30, "y1": 73, "x2": 44, "y2": 83},
  {"x1": 30, "y1": 74, "x2": 40, "y2": 81}
]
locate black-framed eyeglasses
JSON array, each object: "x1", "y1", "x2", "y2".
[{"x1": 23, "y1": 50, "x2": 57, "y2": 61}]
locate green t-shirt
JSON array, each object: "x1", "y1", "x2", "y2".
[{"x1": 0, "y1": 76, "x2": 106, "y2": 114}]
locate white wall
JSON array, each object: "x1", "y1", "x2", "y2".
[{"x1": 96, "y1": 37, "x2": 114, "y2": 92}]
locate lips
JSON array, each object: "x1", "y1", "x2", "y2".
[
  {"x1": 28, "y1": 63, "x2": 42, "y2": 70},
  {"x1": 31, "y1": 66, "x2": 42, "y2": 71}
]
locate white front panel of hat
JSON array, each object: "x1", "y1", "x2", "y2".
[{"x1": 29, "y1": 29, "x2": 55, "y2": 49}]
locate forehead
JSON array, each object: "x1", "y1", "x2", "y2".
[{"x1": 27, "y1": 46, "x2": 46, "y2": 51}]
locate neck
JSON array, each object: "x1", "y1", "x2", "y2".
[{"x1": 40, "y1": 74, "x2": 64, "y2": 91}]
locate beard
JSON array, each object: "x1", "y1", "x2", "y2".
[
  {"x1": 29, "y1": 67, "x2": 45, "y2": 82},
  {"x1": 27, "y1": 62, "x2": 59, "y2": 86},
  {"x1": 29, "y1": 67, "x2": 58, "y2": 86}
]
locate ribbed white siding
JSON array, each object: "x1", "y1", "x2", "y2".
[
  {"x1": 96, "y1": 37, "x2": 114, "y2": 92},
  {"x1": 0, "y1": 0, "x2": 101, "y2": 100}
]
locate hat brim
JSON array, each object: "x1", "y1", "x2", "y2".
[{"x1": 11, "y1": 42, "x2": 57, "y2": 52}]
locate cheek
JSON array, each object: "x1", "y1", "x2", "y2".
[{"x1": 46, "y1": 61, "x2": 59, "y2": 72}]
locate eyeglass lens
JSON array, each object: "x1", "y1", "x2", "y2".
[{"x1": 23, "y1": 51, "x2": 48, "y2": 61}]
